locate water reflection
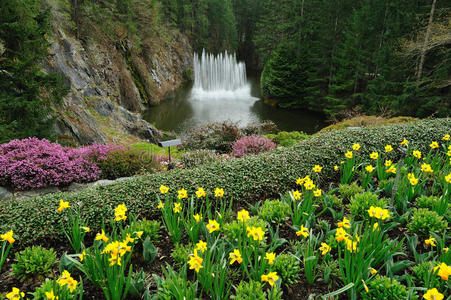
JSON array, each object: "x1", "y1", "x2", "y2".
[{"x1": 142, "y1": 76, "x2": 326, "y2": 135}]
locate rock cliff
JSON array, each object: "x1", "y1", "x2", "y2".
[{"x1": 44, "y1": 0, "x2": 193, "y2": 145}]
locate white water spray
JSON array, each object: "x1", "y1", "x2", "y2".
[{"x1": 191, "y1": 49, "x2": 254, "y2": 100}]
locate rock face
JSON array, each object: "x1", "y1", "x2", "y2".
[{"x1": 44, "y1": 2, "x2": 193, "y2": 145}]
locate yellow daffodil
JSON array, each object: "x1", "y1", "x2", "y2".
[
  {"x1": 57, "y1": 270, "x2": 78, "y2": 292},
  {"x1": 352, "y1": 143, "x2": 360, "y2": 151},
  {"x1": 229, "y1": 249, "x2": 242, "y2": 265},
  {"x1": 95, "y1": 229, "x2": 109, "y2": 243},
  {"x1": 386, "y1": 165, "x2": 396, "y2": 174},
  {"x1": 214, "y1": 187, "x2": 224, "y2": 198},
  {"x1": 367, "y1": 206, "x2": 390, "y2": 220},
  {"x1": 421, "y1": 163, "x2": 434, "y2": 173},
  {"x1": 195, "y1": 187, "x2": 206, "y2": 198},
  {"x1": 265, "y1": 252, "x2": 276, "y2": 265},
  {"x1": 177, "y1": 188, "x2": 188, "y2": 199},
  {"x1": 319, "y1": 242, "x2": 331, "y2": 255},
  {"x1": 304, "y1": 178, "x2": 315, "y2": 190},
  {"x1": 114, "y1": 203, "x2": 127, "y2": 221},
  {"x1": 337, "y1": 216, "x2": 351, "y2": 229},
  {"x1": 400, "y1": 139, "x2": 408, "y2": 146},
  {"x1": 261, "y1": 271, "x2": 279, "y2": 286},
  {"x1": 296, "y1": 225, "x2": 309, "y2": 238},
  {"x1": 445, "y1": 173, "x2": 451, "y2": 184},
  {"x1": 345, "y1": 151, "x2": 353, "y2": 159},
  {"x1": 313, "y1": 189, "x2": 322, "y2": 197},
  {"x1": 296, "y1": 175, "x2": 310, "y2": 186},
  {"x1": 433, "y1": 262, "x2": 450, "y2": 281},
  {"x1": 57, "y1": 199, "x2": 70, "y2": 212},
  {"x1": 135, "y1": 231, "x2": 143, "y2": 239},
  {"x1": 443, "y1": 247, "x2": 449, "y2": 253},
  {"x1": 367, "y1": 206, "x2": 378, "y2": 218},
  {"x1": 1, "y1": 230, "x2": 15, "y2": 244},
  {"x1": 173, "y1": 202, "x2": 182, "y2": 213},
  {"x1": 385, "y1": 144, "x2": 393, "y2": 152},
  {"x1": 292, "y1": 190, "x2": 302, "y2": 200},
  {"x1": 79, "y1": 250, "x2": 86, "y2": 262},
  {"x1": 344, "y1": 235, "x2": 359, "y2": 253},
  {"x1": 237, "y1": 209, "x2": 250, "y2": 222},
  {"x1": 385, "y1": 160, "x2": 392, "y2": 167},
  {"x1": 373, "y1": 223, "x2": 379, "y2": 231},
  {"x1": 408, "y1": 173, "x2": 418, "y2": 185},
  {"x1": 157, "y1": 201, "x2": 164, "y2": 209},
  {"x1": 195, "y1": 240, "x2": 207, "y2": 253},
  {"x1": 442, "y1": 134, "x2": 450, "y2": 141},
  {"x1": 425, "y1": 236, "x2": 436, "y2": 247},
  {"x1": 423, "y1": 288, "x2": 444, "y2": 300},
  {"x1": 365, "y1": 165, "x2": 374, "y2": 173},
  {"x1": 45, "y1": 290, "x2": 57, "y2": 300},
  {"x1": 413, "y1": 150, "x2": 422, "y2": 159},
  {"x1": 334, "y1": 165, "x2": 339, "y2": 171},
  {"x1": 362, "y1": 280, "x2": 369, "y2": 293},
  {"x1": 370, "y1": 268, "x2": 377, "y2": 275},
  {"x1": 159, "y1": 185, "x2": 169, "y2": 194},
  {"x1": 206, "y1": 219, "x2": 220, "y2": 233},
  {"x1": 193, "y1": 213, "x2": 202, "y2": 222},
  {"x1": 6, "y1": 287, "x2": 25, "y2": 300},
  {"x1": 370, "y1": 152, "x2": 378, "y2": 159},
  {"x1": 188, "y1": 251, "x2": 203, "y2": 272},
  {"x1": 430, "y1": 141, "x2": 439, "y2": 149},
  {"x1": 335, "y1": 227, "x2": 348, "y2": 242},
  {"x1": 81, "y1": 226, "x2": 90, "y2": 233},
  {"x1": 247, "y1": 226, "x2": 265, "y2": 241},
  {"x1": 312, "y1": 165, "x2": 322, "y2": 173}
]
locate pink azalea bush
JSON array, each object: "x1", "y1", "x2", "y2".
[
  {"x1": 232, "y1": 136, "x2": 276, "y2": 158},
  {"x1": 0, "y1": 138, "x2": 124, "y2": 190}
]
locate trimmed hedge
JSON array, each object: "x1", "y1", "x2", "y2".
[{"x1": 1, "y1": 118, "x2": 450, "y2": 247}]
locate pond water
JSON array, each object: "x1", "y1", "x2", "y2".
[
  {"x1": 143, "y1": 74, "x2": 326, "y2": 135},
  {"x1": 143, "y1": 51, "x2": 326, "y2": 135}
]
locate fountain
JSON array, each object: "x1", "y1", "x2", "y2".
[{"x1": 191, "y1": 49, "x2": 253, "y2": 100}]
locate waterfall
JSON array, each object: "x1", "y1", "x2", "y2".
[{"x1": 191, "y1": 49, "x2": 253, "y2": 100}]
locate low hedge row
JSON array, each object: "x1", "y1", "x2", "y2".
[{"x1": 1, "y1": 118, "x2": 449, "y2": 247}]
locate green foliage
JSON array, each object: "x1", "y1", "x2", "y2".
[
  {"x1": 348, "y1": 192, "x2": 388, "y2": 221},
  {"x1": 407, "y1": 208, "x2": 448, "y2": 236},
  {"x1": 1, "y1": 119, "x2": 449, "y2": 247},
  {"x1": 339, "y1": 183, "x2": 365, "y2": 202},
  {"x1": 171, "y1": 243, "x2": 192, "y2": 267},
  {"x1": 223, "y1": 217, "x2": 267, "y2": 241},
  {"x1": 265, "y1": 131, "x2": 310, "y2": 147},
  {"x1": 153, "y1": 265, "x2": 199, "y2": 300},
  {"x1": 180, "y1": 149, "x2": 218, "y2": 168},
  {"x1": 258, "y1": 199, "x2": 290, "y2": 224},
  {"x1": 12, "y1": 246, "x2": 57, "y2": 281},
  {"x1": 232, "y1": 280, "x2": 266, "y2": 300},
  {"x1": 415, "y1": 195, "x2": 451, "y2": 216},
  {"x1": 0, "y1": 0, "x2": 67, "y2": 142},
  {"x1": 272, "y1": 253, "x2": 301, "y2": 286},
  {"x1": 412, "y1": 261, "x2": 447, "y2": 291},
  {"x1": 129, "y1": 269, "x2": 152, "y2": 297},
  {"x1": 361, "y1": 275, "x2": 413, "y2": 300},
  {"x1": 97, "y1": 149, "x2": 159, "y2": 179},
  {"x1": 129, "y1": 219, "x2": 161, "y2": 243}
]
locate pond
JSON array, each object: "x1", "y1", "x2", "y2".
[{"x1": 143, "y1": 51, "x2": 326, "y2": 135}]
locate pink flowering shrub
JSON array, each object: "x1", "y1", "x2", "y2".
[
  {"x1": 0, "y1": 138, "x2": 124, "y2": 190},
  {"x1": 232, "y1": 136, "x2": 276, "y2": 158}
]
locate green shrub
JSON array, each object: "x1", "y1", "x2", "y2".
[
  {"x1": 239, "y1": 120, "x2": 278, "y2": 136},
  {"x1": 12, "y1": 246, "x2": 57, "y2": 281},
  {"x1": 258, "y1": 199, "x2": 290, "y2": 223},
  {"x1": 182, "y1": 121, "x2": 240, "y2": 153},
  {"x1": 416, "y1": 195, "x2": 451, "y2": 216},
  {"x1": 232, "y1": 279, "x2": 283, "y2": 300},
  {"x1": 266, "y1": 131, "x2": 310, "y2": 147},
  {"x1": 1, "y1": 119, "x2": 450, "y2": 248},
  {"x1": 339, "y1": 182, "x2": 364, "y2": 202},
  {"x1": 129, "y1": 219, "x2": 161, "y2": 243},
  {"x1": 129, "y1": 269, "x2": 152, "y2": 297},
  {"x1": 361, "y1": 275, "x2": 414, "y2": 300},
  {"x1": 180, "y1": 149, "x2": 218, "y2": 168},
  {"x1": 408, "y1": 208, "x2": 448, "y2": 236},
  {"x1": 272, "y1": 253, "x2": 300, "y2": 286},
  {"x1": 171, "y1": 243, "x2": 192, "y2": 267},
  {"x1": 348, "y1": 192, "x2": 388, "y2": 221},
  {"x1": 223, "y1": 217, "x2": 267, "y2": 241},
  {"x1": 97, "y1": 149, "x2": 159, "y2": 179}
]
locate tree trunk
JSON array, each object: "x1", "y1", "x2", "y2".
[{"x1": 417, "y1": 0, "x2": 437, "y2": 82}]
